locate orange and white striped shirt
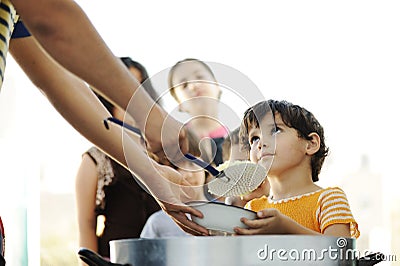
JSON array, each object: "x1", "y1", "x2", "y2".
[{"x1": 245, "y1": 187, "x2": 360, "y2": 238}]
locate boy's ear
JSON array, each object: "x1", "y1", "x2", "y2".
[{"x1": 305, "y1": 132, "x2": 320, "y2": 155}]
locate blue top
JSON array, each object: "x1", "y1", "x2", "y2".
[{"x1": 12, "y1": 20, "x2": 31, "y2": 38}]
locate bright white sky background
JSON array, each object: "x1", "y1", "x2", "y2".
[
  {"x1": 0, "y1": 0, "x2": 399, "y2": 201},
  {"x1": 0, "y1": 1, "x2": 399, "y2": 262},
  {"x1": 0, "y1": 0, "x2": 398, "y2": 202}
]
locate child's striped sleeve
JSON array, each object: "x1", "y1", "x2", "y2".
[{"x1": 316, "y1": 187, "x2": 360, "y2": 238}]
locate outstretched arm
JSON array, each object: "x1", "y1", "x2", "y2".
[
  {"x1": 9, "y1": 36, "x2": 208, "y2": 236},
  {"x1": 10, "y1": 0, "x2": 188, "y2": 159}
]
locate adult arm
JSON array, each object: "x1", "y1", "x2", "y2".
[
  {"x1": 75, "y1": 154, "x2": 99, "y2": 265},
  {"x1": 10, "y1": 0, "x2": 188, "y2": 160},
  {"x1": 9, "y1": 36, "x2": 208, "y2": 235}
]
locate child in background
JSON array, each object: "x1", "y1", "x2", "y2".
[
  {"x1": 221, "y1": 127, "x2": 249, "y2": 162},
  {"x1": 221, "y1": 127, "x2": 270, "y2": 207},
  {"x1": 235, "y1": 100, "x2": 359, "y2": 238}
]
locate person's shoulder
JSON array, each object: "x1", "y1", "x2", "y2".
[
  {"x1": 83, "y1": 147, "x2": 115, "y2": 181},
  {"x1": 146, "y1": 210, "x2": 166, "y2": 222},
  {"x1": 320, "y1": 187, "x2": 347, "y2": 196},
  {"x1": 85, "y1": 146, "x2": 107, "y2": 164},
  {"x1": 86, "y1": 146, "x2": 101, "y2": 155},
  {"x1": 141, "y1": 211, "x2": 164, "y2": 238},
  {"x1": 317, "y1": 187, "x2": 349, "y2": 204}
]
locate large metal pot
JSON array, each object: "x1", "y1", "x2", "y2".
[{"x1": 78, "y1": 236, "x2": 383, "y2": 266}]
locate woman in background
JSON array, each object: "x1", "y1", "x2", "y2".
[{"x1": 168, "y1": 58, "x2": 228, "y2": 166}]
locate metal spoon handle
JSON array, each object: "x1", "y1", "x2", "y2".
[
  {"x1": 103, "y1": 117, "x2": 142, "y2": 137},
  {"x1": 184, "y1": 153, "x2": 220, "y2": 176}
]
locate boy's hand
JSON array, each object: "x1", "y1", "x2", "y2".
[
  {"x1": 234, "y1": 208, "x2": 293, "y2": 235},
  {"x1": 241, "y1": 180, "x2": 270, "y2": 202},
  {"x1": 227, "y1": 180, "x2": 270, "y2": 208}
]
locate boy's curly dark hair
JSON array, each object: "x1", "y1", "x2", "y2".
[{"x1": 239, "y1": 100, "x2": 329, "y2": 182}]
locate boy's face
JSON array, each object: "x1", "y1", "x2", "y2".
[
  {"x1": 170, "y1": 61, "x2": 220, "y2": 105},
  {"x1": 248, "y1": 112, "x2": 308, "y2": 176}
]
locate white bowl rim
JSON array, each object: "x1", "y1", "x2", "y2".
[{"x1": 186, "y1": 200, "x2": 256, "y2": 215}]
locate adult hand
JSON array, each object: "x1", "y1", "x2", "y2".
[
  {"x1": 241, "y1": 180, "x2": 270, "y2": 202},
  {"x1": 159, "y1": 201, "x2": 209, "y2": 236},
  {"x1": 144, "y1": 109, "x2": 189, "y2": 165},
  {"x1": 226, "y1": 180, "x2": 270, "y2": 207},
  {"x1": 148, "y1": 163, "x2": 208, "y2": 236}
]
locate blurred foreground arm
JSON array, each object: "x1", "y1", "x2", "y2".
[
  {"x1": 9, "y1": 36, "x2": 208, "y2": 236},
  {"x1": 11, "y1": 0, "x2": 188, "y2": 160}
]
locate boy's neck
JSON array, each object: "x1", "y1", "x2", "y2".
[{"x1": 268, "y1": 173, "x2": 320, "y2": 200}]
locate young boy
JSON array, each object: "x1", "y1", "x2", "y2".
[{"x1": 234, "y1": 100, "x2": 359, "y2": 238}]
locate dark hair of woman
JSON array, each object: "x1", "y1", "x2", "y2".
[{"x1": 95, "y1": 57, "x2": 159, "y2": 115}]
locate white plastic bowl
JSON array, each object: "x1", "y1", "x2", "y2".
[{"x1": 187, "y1": 201, "x2": 257, "y2": 235}]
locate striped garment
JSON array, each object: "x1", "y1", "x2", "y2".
[
  {"x1": 1, "y1": 1, "x2": 19, "y2": 257},
  {"x1": 245, "y1": 187, "x2": 360, "y2": 238},
  {"x1": 0, "y1": 0, "x2": 18, "y2": 89},
  {"x1": 0, "y1": 216, "x2": 4, "y2": 257}
]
